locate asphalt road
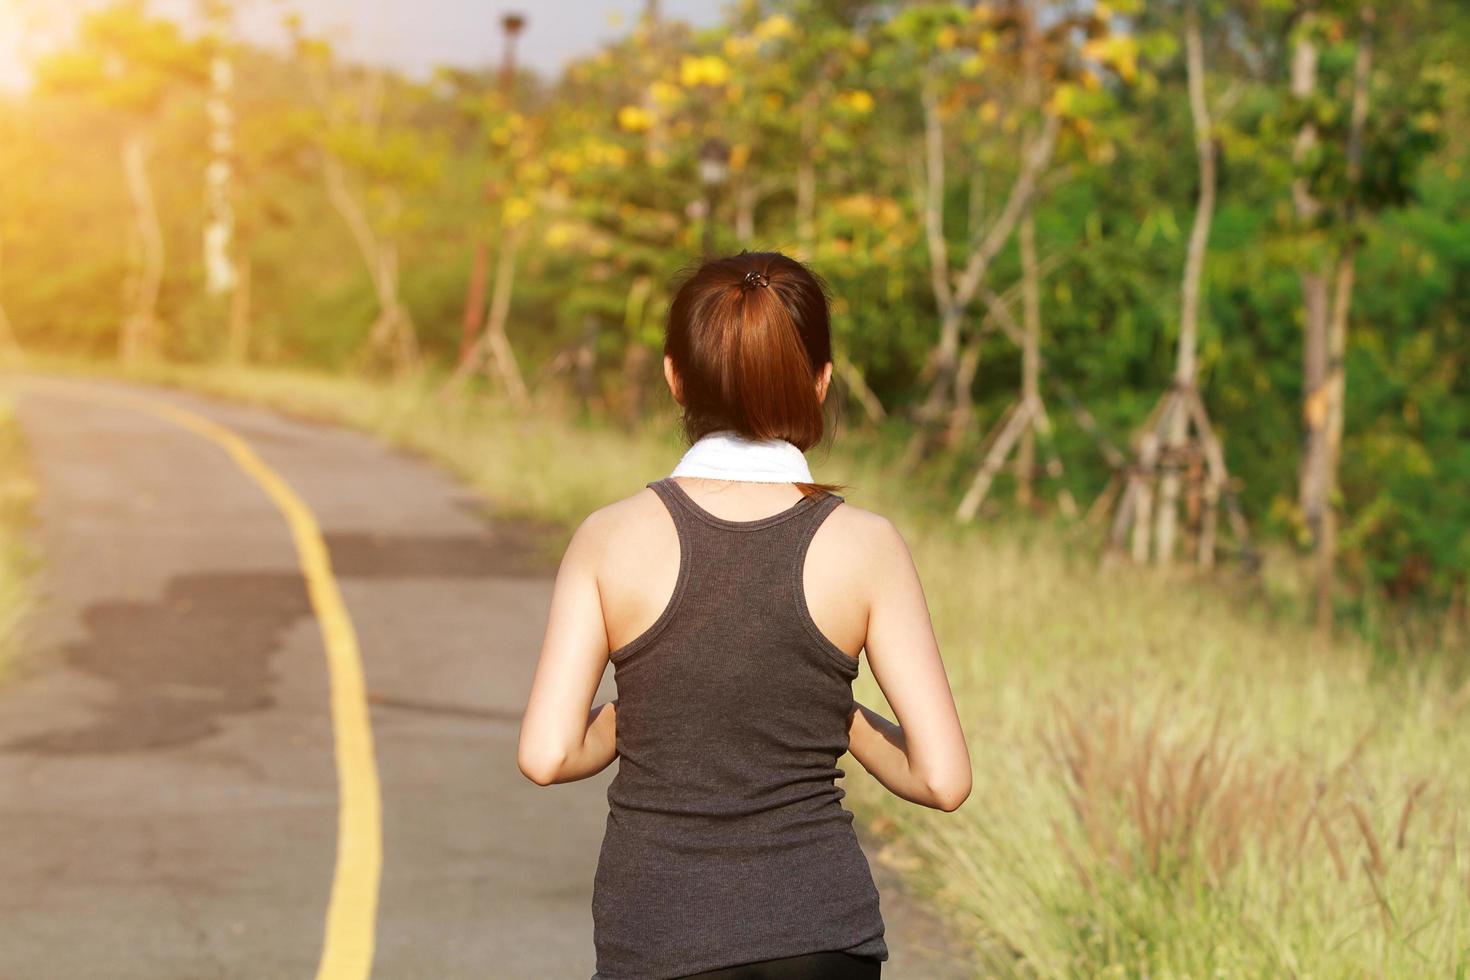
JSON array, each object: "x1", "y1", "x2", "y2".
[{"x1": 0, "y1": 376, "x2": 975, "y2": 979}]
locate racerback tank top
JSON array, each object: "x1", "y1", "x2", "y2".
[{"x1": 591, "y1": 477, "x2": 888, "y2": 980}]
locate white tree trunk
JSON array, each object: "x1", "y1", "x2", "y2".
[
  {"x1": 120, "y1": 129, "x2": 164, "y2": 363},
  {"x1": 1155, "y1": 0, "x2": 1217, "y2": 564},
  {"x1": 203, "y1": 32, "x2": 237, "y2": 298}
]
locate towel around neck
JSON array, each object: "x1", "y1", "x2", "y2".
[{"x1": 668, "y1": 429, "x2": 813, "y2": 483}]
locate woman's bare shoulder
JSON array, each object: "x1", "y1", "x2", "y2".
[
  {"x1": 574, "y1": 485, "x2": 668, "y2": 559},
  {"x1": 828, "y1": 497, "x2": 902, "y2": 537},
  {"x1": 822, "y1": 498, "x2": 911, "y2": 567}
]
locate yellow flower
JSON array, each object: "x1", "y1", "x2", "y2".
[
  {"x1": 936, "y1": 25, "x2": 959, "y2": 50},
  {"x1": 651, "y1": 80, "x2": 682, "y2": 107},
  {"x1": 503, "y1": 197, "x2": 534, "y2": 226},
  {"x1": 516, "y1": 159, "x2": 548, "y2": 184},
  {"x1": 680, "y1": 54, "x2": 730, "y2": 87},
  {"x1": 617, "y1": 105, "x2": 653, "y2": 132},
  {"x1": 1092, "y1": 35, "x2": 1138, "y2": 84},
  {"x1": 840, "y1": 89, "x2": 874, "y2": 114},
  {"x1": 729, "y1": 143, "x2": 751, "y2": 171},
  {"x1": 544, "y1": 221, "x2": 577, "y2": 249},
  {"x1": 753, "y1": 14, "x2": 794, "y2": 41},
  {"x1": 1048, "y1": 82, "x2": 1078, "y2": 117}
]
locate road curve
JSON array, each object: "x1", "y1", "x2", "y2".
[{"x1": 0, "y1": 375, "x2": 975, "y2": 979}]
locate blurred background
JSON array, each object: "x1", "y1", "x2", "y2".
[{"x1": 0, "y1": 0, "x2": 1467, "y2": 976}]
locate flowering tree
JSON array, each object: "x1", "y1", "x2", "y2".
[{"x1": 35, "y1": 0, "x2": 206, "y2": 362}]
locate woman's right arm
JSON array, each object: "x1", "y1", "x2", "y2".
[{"x1": 845, "y1": 515, "x2": 971, "y2": 812}]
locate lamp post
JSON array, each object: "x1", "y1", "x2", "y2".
[
  {"x1": 698, "y1": 137, "x2": 729, "y2": 259},
  {"x1": 459, "y1": 12, "x2": 526, "y2": 368},
  {"x1": 499, "y1": 14, "x2": 526, "y2": 95}
]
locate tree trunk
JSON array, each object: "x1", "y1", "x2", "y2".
[
  {"x1": 322, "y1": 152, "x2": 419, "y2": 374},
  {"x1": 1315, "y1": 7, "x2": 1374, "y2": 638},
  {"x1": 835, "y1": 353, "x2": 887, "y2": 426},
  {"x1": 1016, "y1": 209, "x2": 1041, "y2": 506},
  {"x1": 120, "y1": 128, "x2": 164, "y2": 364},
  {"x1": 944, "y1": 324, "x2": 982, "y2": 450},
  {"x1": 459, "y1": 238, "x2": 490, "y2": 367},
  {"x1": 735, "y1": 179, "x2": 757, "y2": 244},
  {"x1": 482, "y1": 224, "x2": 530, "y2": 409},
  {"x1": 227, "y1": 252, "x2": 252, "y2": 363},
  {"x1": 575, "y1": 313, "x2": 600, "y2": 409},
  {"x1": 906, "y1": 87, "x2": 1060, "y2": 470},
  {"x1": 620, "y1": 341, "x2": 652, "y2": 431},
  {"x1": 1155, "y1": 0, "x2": 1217, "y2": 564},
  {"x1": 1292, "y1": 17, "x2": 1331, "y2": 547},
  {"x1": 203, "y1": 31, "x2": 237, "y2": 299}
]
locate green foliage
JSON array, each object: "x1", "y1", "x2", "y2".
[
  {"x1": 34, "y1": 0, "x2": 206, "y2": 117},
  {"x1": 0, "y1": 0, "x2": 1466, "y2": 617}
]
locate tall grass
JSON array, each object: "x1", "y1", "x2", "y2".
[
  {"x1": 24, "y1": 359, "x2": 1470, "y2": 975},
  {"x1": 0, "y1": 392, "x2": 37, "y2": 684},
  {"x1": 845, "y1": 515, "x2": 1470, "y2": 976}
]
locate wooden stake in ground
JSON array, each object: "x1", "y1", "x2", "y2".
[
  {"x1": 897, "y1": 53, "x2": 1060, "y2": 474},
  {"x1": 955, "y1": 211, "x2": 1077, "y2": 522},
  {"x1": 439, "y1": 220, "x2": 531, "y2": 411}
]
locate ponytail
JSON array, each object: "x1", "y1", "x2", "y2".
[{"x1": 663, "y1": 250, "x2": 847, "y2": 497}]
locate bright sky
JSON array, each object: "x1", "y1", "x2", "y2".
[{"x1": 0, "y1": 0, "x2": 731, "y2": 92}]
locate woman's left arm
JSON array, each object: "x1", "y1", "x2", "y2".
[{"x1": 517, "y1": 510, "x2": 619, "y2": 785}]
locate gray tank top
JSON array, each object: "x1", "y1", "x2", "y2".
[{"x1": 591, "y1": 477, "x2": 888, "y2": 979}]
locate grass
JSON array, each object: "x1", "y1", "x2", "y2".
[
  {"x1": 11, "y1": 355, "x2": 1470, "y2": 976},
  {"x1": 0, "y1": 388, "x2": 38, "y2": 685}
]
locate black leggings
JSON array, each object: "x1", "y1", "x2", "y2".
[{"x1": 676, "y1": 950, "x2": 882, "y2": 980}]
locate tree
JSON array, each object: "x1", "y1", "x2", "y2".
[
  {"x1": 883, "y1": 2, "x2": 1133, "y2": 482},
  {"x1": 439, "y1": 93, "x2": 550, "y2": 409},
  {"x1": 35, "y1": 0, "x2": 206, "y2": 363},
  {"x1": 288, "y1": 18, "x2": 442, "y2": 376},
  {"x1": 1104, "y1": 0, "x2": 1252, "y2": 568},
  {"x1": 1284, "y1": 0, "x2": 1441, "y2": 635}
]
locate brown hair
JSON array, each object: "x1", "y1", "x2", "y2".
[{"x1": 663, "y1": 250, "x2": 848, "y2": 499}]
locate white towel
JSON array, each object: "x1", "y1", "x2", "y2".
[{"x1": 668, "y1": 429, "x2": 813, "y2": 483}]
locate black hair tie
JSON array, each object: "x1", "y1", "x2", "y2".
[{"x1": 742, "y1": 270, "x2": 770, "y2": 289}]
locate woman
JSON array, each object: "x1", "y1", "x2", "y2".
[{"x1": 518, "y1": 251, "x2": 972, "y2": 980}]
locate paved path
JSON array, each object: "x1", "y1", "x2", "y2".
[{"x1": 0, "y1": 375, "x2": 975, "y2": 979}]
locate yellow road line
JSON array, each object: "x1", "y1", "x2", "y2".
[{"x1": 29, "y1": 381, "x2": 381, "y2": 980}]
